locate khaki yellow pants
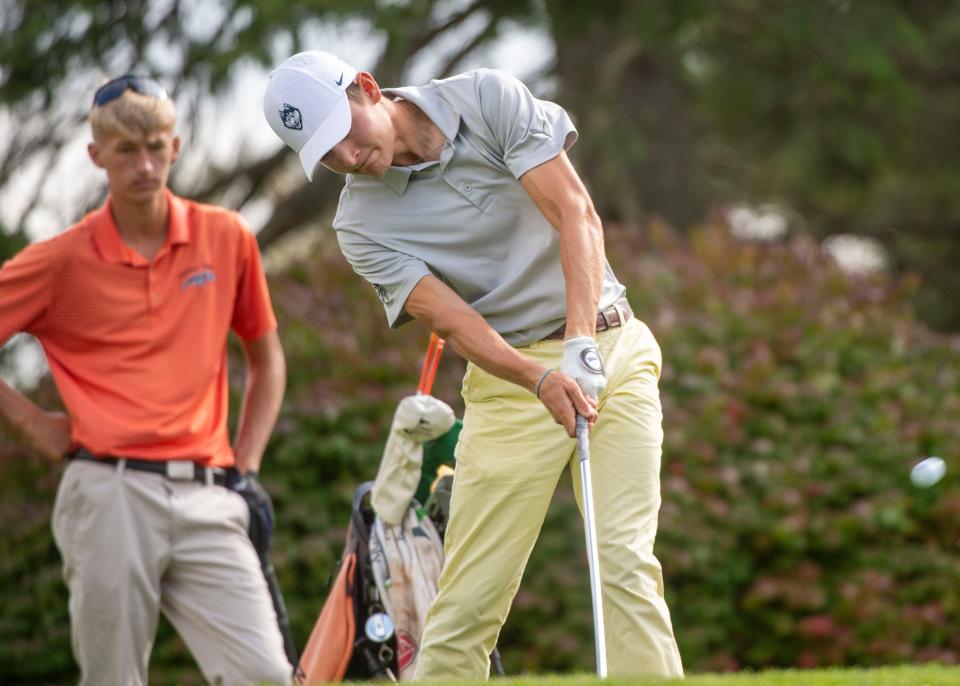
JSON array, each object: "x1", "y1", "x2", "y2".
[
  {"x1": 415, "y1": 318, "x2": 683, "y2": 680},
  {"x1": 51, "y1": 459, "x2": 292, "y2": 686}
]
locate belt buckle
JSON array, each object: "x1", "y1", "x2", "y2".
[
  {"x1": 612, "y1": 302, "x2": 627, "y2": 327},
  {"x1": 166, "y1": 461, "x2": 195, "y2": 480},
  {"x1": 597, "y1": 309, "x2": 610, "y2": 331}
]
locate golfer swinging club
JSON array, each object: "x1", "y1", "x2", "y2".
[
  {"x1": 264, "y1": 51, "x2": 684, "y2": 680},
  {"x1": 0, "y1": 76, "x2": 291, "y2": 685}
]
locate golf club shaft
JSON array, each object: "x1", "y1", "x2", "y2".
[
  {"x1": 576, "y1": 414, "x2": 607, "y2": 678},
  {"x1": 262, "y1": 558, "x2": 298, "y2": 669}
]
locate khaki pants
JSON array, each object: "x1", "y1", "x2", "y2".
[
  {"x1": 415, "y1": 318, "x2": 684, "y2": 680},
  {"x1": 51, "y1": 459, "x2": 292, "y2": 686}
]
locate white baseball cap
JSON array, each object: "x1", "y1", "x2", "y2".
[{"x1": 263, "y1": 51, "x2": 358, "y2": 182}]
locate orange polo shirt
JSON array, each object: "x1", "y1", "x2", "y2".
[{"x1": 0, "y1": 189, "x2": 277, "y2": 466}]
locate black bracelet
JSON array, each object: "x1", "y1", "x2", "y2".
[{"x1": 535, "y1": 368, "x2": 555, "y2": 399}]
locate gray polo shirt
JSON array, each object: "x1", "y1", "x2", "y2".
[{"x1": 332, "y1": 68, "x2": 626, "y2": 346}]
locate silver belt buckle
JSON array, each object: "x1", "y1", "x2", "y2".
[
  {"x1": 166, "y1": 460, "x2": 195, "y2": 480},
  {"x1": 612, "y1": 302, "x2": 627, "y2": 327}
]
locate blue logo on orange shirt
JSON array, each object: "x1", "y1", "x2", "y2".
[{"x1": 181, "y1": 268, "x2": 216, "y2": 290}]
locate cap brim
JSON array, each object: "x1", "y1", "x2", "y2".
[{"x1": 299, "y1": 94, "x2": 352, "y2": 182}]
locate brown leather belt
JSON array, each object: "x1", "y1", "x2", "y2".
[{"x1": 543, "y1": 297, "x2": 633, "y2": 340}]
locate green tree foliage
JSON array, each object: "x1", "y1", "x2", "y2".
[
  {"x1": 0, "y1": 223, "x2": 27, "y2": 262},
  {"x1": 0, "y1": 0, "x2": 537, "y2": 245},
  {"x1": 545, "y1": 0, "x2": 960, "y2": 329},
  {"x1": 2, "y1": 0, "x2": 958, "y2": 327},
  {"x1": 0, "y1": 222, "x2": 29, "y2": 374},
  {"x1": 689, "y1": 1, "x2": 960, "y2": 332},
  {"x1": 3, "y1": 221, "x2": 958, "y2": 682}
]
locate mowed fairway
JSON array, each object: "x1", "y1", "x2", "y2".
[{"x1": 413, "y1": 664, "x2": 960, "y2": 686}]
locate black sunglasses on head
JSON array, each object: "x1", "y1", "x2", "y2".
[{"x1": 92, "y1": 74, "x2": 168, "y2": 107}]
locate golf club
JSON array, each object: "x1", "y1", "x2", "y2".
[
  {"x1": 576, "y1": 413, "x2": 607, "y2": 678},
  {"x1": 418, "y1": 332, "x2": 445, "y2": 396},
  {"x1": 263, "y1": 557, "x2": 299, "y2": 669}
]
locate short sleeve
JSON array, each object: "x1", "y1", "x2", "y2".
[
  {"x1": 0, "y1": 240, "x2": 58, "y2": 344},
  {"x1": 335, "y1": 229, "x2": 432, "y2": 328},
  {"x1": 477, "y1": 69, "x2": 578, "y2": 179},
  {"x1": 230, "y1": 221, "x2": 278, "y2": 341}
]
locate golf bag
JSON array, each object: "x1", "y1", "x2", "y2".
[
  {"x1": 370, "y1": 504, "x2": 446, "y2": 678},
  {"x1": 297, "y1": 339, "x2": 503, "y2": 683},
  {"x1": 296, "y1": 393, "x2": 456, "y2": 684},
  {"x1": 296, "y1": 482, "x2": 446, "y2": 683}
]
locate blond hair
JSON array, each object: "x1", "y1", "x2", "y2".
[{"x1": 90, "y1": 89, "x2": 176, "y2": 141}]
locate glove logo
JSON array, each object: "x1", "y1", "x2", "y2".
[{"x1": 581, "y1": 347, "x2": 604, "y2": 374}]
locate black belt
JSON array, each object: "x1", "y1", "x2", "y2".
[
  {"x1": 67, "y1": 448, "x2": 228, "y2": 486},
  {"x1": 543, "y1": 297, "x2": 633, "y2": 340}
]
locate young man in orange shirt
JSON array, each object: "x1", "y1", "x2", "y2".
[{"x1": 0, "y1": 76, "x2": 291, "y2": 685}]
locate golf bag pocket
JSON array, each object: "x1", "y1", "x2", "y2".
[
  {"x1": 296, "y1": 554, "x2": 357, "y2": 685},
  {"x1": 297, "y1": 482, "x2": 447, "y2": 683}
]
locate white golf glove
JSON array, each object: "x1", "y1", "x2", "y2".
[{"x1": 561, "y1": 336, "x2": 607, "y2": 400}]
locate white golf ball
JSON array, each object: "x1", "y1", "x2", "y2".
[{"x1": 910, "y1": 456, "x2": 946, "y2": 488}]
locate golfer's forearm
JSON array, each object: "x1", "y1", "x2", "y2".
[
  {"x1": 406, "y1": 280, "x2": 544, "y2": 392},
  {"x1": 0, "y1": 377, "x2": 44, "y2": 432},
  {"x1": 441, "y1": 311, "x2": 544, "y2": 393},
  {"x1": 558, "y1": 209, "x2": 604, "y2": 338},
  {"x1": 233, "y1": 334, "x2": 286, "y2": 473},
  {"x1": 233, "y1": 370, "x2": 285, "y2": 472}
]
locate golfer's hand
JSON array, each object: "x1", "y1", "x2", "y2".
[
  {"x1": 23, "y1": 410, "x2": 71, "y2": 460},
  {"x1": 227, "y1": 471, "x2": 275, "y2": 559},
  {"x1": 561, "y1": 336, "x2": 607, "y2": 401},
  {"x1": 537, "y1": 371, "x2": 598, "y2": 438}
]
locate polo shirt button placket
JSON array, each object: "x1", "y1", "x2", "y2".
[{"x1": 148, "y1": 268, "x2": 156, "y2": 312}]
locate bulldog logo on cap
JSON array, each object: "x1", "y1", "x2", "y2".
[
  {"x1": 264, "y1": 51, "x2": 359, "y2": 181},
  {"x1": 279, "y1": 103, "x2": 303, "y2": 130}
]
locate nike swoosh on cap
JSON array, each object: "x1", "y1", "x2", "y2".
[{"x1": 335, "y1": 72, "x2": 343, "y2": 86}]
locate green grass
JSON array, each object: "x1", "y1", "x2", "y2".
[{"x1": 412, "y1": 664, "x2": 960, "y2": 686}]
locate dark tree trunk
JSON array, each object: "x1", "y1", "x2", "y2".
[{"x1": 546, "y1": 2, "x2": 709, "y2": 228}]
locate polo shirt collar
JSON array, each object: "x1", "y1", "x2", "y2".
[
  {"x1": 374, "y1": 85, "x2": 461, "y2": 196},
  {"x1": 376, "y1": 166, "x2": 414, "y2": 196},
  {"x1": 90, "y1": 188, "x2": 189, "y2": 265}
]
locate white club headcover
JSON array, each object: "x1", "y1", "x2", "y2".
[
  {"x1": 393, "y1": 394, "x2": 456, "y2": 443},
  {"x1": 371, "y1": 395, "x2": 456, "y2": 525}
]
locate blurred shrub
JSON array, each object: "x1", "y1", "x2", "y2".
[
  {"x1": 632, "y1": 222, "x2": 960, "y2": 671},
  {"x1": 2, "y1": 219, "x2": 959, "y2": 683}
]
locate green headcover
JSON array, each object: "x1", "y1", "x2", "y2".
[{"x1": 415, "y1": 419, "x2": 462, "y2": 504}]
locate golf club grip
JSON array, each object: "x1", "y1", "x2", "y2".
[
  {"x1": 424, "y1": 337, "x2": 445, "y2": 393},
  {"x1": 263, "y1": 559, "x2": 299, "y2": 668},
  {"x1": 575, "y1": 414, "x2": 589, "y2": 450},
  {"x1": 417, "y1": 333, "x2": 445, "y2": 395},
  {"x1": 417, "y1": 333, "x2": 438, "y2": 394}
]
